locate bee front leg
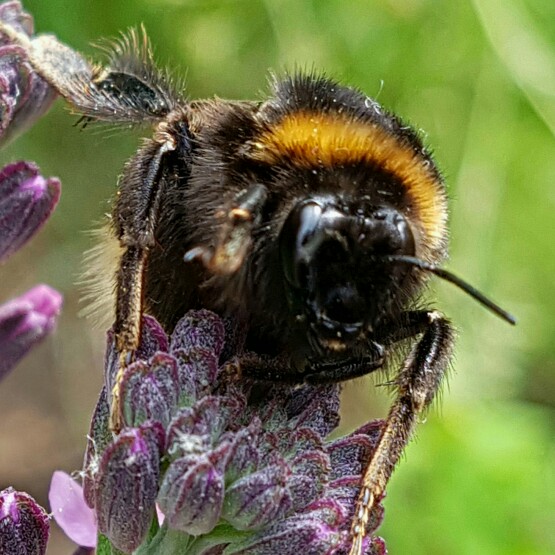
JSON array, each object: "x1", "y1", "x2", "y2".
[
  {"x1": 110, "y1": 136, "x2": 177, "y2": 432},
  {"x1": 348, "y1": 310, "x2": 455, "y2": 555}
]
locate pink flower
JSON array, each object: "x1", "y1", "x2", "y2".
[{"x1": 48, "y1": 471, "x2": 97, "y2": 549}]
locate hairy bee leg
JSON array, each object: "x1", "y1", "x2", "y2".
[
  {"x1": 375, "y1": 310, "x2": 437, "y2": 345},
  {"x1": 348, "y1": 311, "x2": 454, "y2": 555},
  {"x1": 236, "y1": 347, "x2": 385, "y2": 384},
  {"x1": 233, "y1": 352, "x2": 302, "y2": 383},
  {"x1": 110, "y1": 136, "x2": 178, "y2": 431},
  {"x1": 184, "y1": 183, "x2": 268, "y2": 274}
]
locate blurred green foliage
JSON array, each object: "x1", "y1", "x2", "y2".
[{"x1": 1, "y1": 0, "x2": 554, "y2": 553}]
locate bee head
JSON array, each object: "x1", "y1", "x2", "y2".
[{"x1": 279, "y1": 195, "x2": 415, "y2": 352}]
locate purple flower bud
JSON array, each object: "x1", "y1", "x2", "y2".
[
  {"x1": 104, "y1": 315, "x2": 168, "y2": 394},
  {"x1": 48, "y1": 471, "x2": 97, "y2": 549},
  {"x1": 328, "y1": 431, "x2": 379, "y2": 481},
  {"x1": 225, "y1": 499, "x2": 346, "y2": 555},
  {"x1": 95, "y1": 422, "x2": 165, "y2": 553},
  {"x1": 158, "y1": 454, "x2": 224, "y2": 535},
  {"x1": 166, "y1": 396, "x2": 246, "y2": 459},
  {"x1": 288, "y1": 450, "x2": 330, "y2": 512},
  {"x1": 286, "y1": 384, "x2": 341, "y2": 437},
  {"x1": 221, "y1": 423, "x2": 260, "y2": 483},
  {"x1": 120, "y1": 353, "x2": 180, "y2": 428},
  {"x1": 0, "y1": 486, "x2": 50, "y2": 555},
  {"x1": 0, "y1": 284, "x2": 62, "y2": 380},
  {"x1": 170, "y1": 309, "x2": 225, "y2": 357},
  {"x1": 0, "y1": 1, "x2": 57, "y2": 147},
  {"x1": 222, "y1": 459, "x2": 292, "y2": 531},
  {"x1": 366, "y1": 536, "x2": 387, "y2": 555},
  {"x1": 0, "y1": 161, "x2": 61, "y2": 263},
  {"x1": 173, "y1": 347, "x2": 219, "y2": 401},
  {"x1": 82, "y1": 386, "x2": 111, "y2": 509}
]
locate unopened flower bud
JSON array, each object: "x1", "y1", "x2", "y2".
[
  {"x1": 120, "y1": 352, "x2": 179, "y2": 428},
  {"x1": 0, "y1": 284, "x2": 62, "y2": 380},
  {"x1": 0, "y1": 487, "x2": 50, "y2": 555},
  {"x1": 94, "y1": 422, "x2": 165, "y2": 553},
  {"x1": 0, "y1": 1, "x2": 56, "y2": 146},
  {"x1": 0, "y1": 161, "x2": 60, "y2": 263},
  {"x1": 158, "y1": 454, "x2": 224, "y2": 536},
  {"x1": 223, "y1": 459, "x2": 292, "y2": 531}
]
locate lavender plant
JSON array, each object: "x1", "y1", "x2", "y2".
[{"x1": 0, "y1": 2, "x2": 389, "y2": 553}]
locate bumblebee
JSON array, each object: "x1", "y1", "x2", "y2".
[{"x1": 0, "y1": 23, "x2": 515, "y2": 554}]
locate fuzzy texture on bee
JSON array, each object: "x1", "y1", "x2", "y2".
[{"x1": 130, "y1": 74, "x2": 448, "y2": 361}]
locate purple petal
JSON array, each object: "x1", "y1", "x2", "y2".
[
  {"x1": 0, "y1": 284, "x2": 62, "y2": 380},
  {"x1": 0, "y1": 161, "x2": 61, "y2": 262},
  {"x1": 48, "y1": 471, "x2": 96, "y2": 548},
  {"x1": 0, "y1": 486, "x2": 50, "y2": 555}
]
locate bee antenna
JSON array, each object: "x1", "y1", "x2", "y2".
[{"x1": 384, "y1": 255, "x2": 517, "y2": 325}]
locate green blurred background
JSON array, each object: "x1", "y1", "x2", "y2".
[{"x1": 1, "y1": 0, "x2": 554, "y2": 553}]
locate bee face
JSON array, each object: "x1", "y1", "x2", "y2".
[{"x1": 279, "y1": 195, "x2": 416, "y2": 354}]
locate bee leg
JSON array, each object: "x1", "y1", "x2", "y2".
[
  {"x1": 185, "y1": 183, "x2": 268, "y2": 274},
  {"x1": 235, "y1": 343, "x2": 384, "y2": 384},
  {"x1": 110, "y1": 136, "x2": 177, "y2": 432},
  {"x1": 304, "y1": 342, "x2": 385, "y2": 383},
  {"x1": 348, "y1": 310, "x2": 454, "y2": 555},
  {"x1": 232, "y1": 352, "x2": 303, "y2": 384},
  {"x1": 374, "y1": 310, "x2": 437, "y2": 345}
]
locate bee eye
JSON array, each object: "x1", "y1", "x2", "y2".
[{"x1": 279, "y1": 199, "x2": 324, "y2": 289}]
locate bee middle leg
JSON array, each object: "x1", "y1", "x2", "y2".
[
  {"x1": 348, "y1": 310, "x2": 455, "y2": 555},
  {"x1": 236, "y1": 343, "x2": 385, "y2": 385}
]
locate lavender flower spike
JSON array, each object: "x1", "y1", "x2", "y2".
[
  {"x1": 0, "y1": 284, "x2": 62, "y2": 380},
  {"x1": 0, "y1": 161, "x2": 61, "y2": 263},
  {"x1": 0, "y1": 0, "x2": 57, "y2": 147},
  {"x1": 85, "y1": 310, "x2": 387, "y2": 554},
  {"x1": 0, "y1": 486, "x2": 50, "y2": 555}
]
